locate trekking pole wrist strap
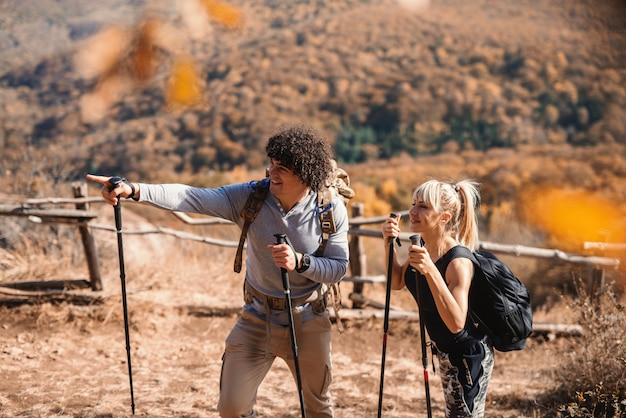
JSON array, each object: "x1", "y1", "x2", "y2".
[{"x1": 119, "y1": 178, "x2": 138, "y2": 201}]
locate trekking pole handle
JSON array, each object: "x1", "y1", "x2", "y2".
[
  {"x1": 274, "y1": 234, "x2": 290, "y2": 290},
  {"x1": 108, "y1": 176, "x2": 124, "y2": 191},
  {"x1": 108, "y1": 176, "x2": 124, "y2": 229},
  {"x1": 274, "y1": 233, "x2": 287, "y2": 247},
  {"x1": 409, "y1": 234, "x2": 422, "y2": 275},
  {"x1": 410, "y1": 234, "x2": 422, "y2": 247},
  {"x1": 389, "y1": 213, "x2": 401, "y2": 246},
  {"x1": 275, "y1": 233, "x2": 286, "y2": 241}
]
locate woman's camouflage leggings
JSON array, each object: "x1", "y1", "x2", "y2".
[{"x1": 437, "y1": 336, "x2": 494, "y2": 418}]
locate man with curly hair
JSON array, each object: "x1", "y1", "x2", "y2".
[{"x1": 87, "y1": 124, "x2": 349, "y2": 417}]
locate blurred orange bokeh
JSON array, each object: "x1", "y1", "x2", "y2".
[
  {"x1": 167, "y1": 57, "x2": 204, "y2": 108},
  {"x1": 201, "y1": 0, "x2": 243, "y2": 29},
  {"x1": 130, "y1": 19, "x2": 161, "y2": 82},
  {"x1": 523, "y1": 187, "x2": 626, "y2": 249},
  {"x1": 75, "y1": 0, "x2": 241, "y2": 122}
]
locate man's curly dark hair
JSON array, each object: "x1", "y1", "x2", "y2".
[{"x1": 266, "y1": 124, "x2": 334, "y2": 192}]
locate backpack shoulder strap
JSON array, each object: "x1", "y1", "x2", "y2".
[
  {"x1": 314, "y1": 187, "x2": 336, "y2": 257},
  {"x1": 308, "y1": 187, "x2": 348, "y2": 333},
  {"x1": 234, "y1": 179, "x2": 270, "y2": 273},
  {"x1": 314, "y1": 188, "x2": 345, "y2": 332},
  {"x1": 437, "y1": 246, "x2": 476, "y2": 273}
]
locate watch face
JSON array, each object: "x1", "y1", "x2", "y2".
[{"x1": 298, "y1": 254, "x2": 310, "y2": 272}]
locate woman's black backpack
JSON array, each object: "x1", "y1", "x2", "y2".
[{"x1": 469, "y1": 250, "x2": 533, "y2": 352}]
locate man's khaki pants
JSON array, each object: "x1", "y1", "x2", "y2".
[{"x1": 217, "y1": 308, "x2": 334, "y2": 418}]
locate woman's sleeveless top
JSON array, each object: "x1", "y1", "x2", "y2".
[{"x1": 405, "y1": 245, "x2": 482, "y2": 353}]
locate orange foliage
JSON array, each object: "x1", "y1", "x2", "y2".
[
  {"x1": 380, "y1": 178, "x2": 398, "y2": 199},
  {"x1": 351, "y1": 183, "x2": 391, "y2": 217}
]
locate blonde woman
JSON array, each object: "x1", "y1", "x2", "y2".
[{"x1": 382, "y1": 179, "x2": 494, "y2": 417}]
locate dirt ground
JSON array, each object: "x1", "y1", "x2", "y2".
[{"x1": 0, "y1": 209, "x2": 560, "y2": 418}]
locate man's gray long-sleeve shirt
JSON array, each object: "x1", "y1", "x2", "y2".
[{"x1": 137, "y1": 181, "x2": 349, "y2": 321}]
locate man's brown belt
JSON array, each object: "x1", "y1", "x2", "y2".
[{"x1": 244, "y1": 279, "x2": 326, "y2": 311}]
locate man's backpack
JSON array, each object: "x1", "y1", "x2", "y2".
[
  {"x1": 313, "y1": 160, "x2": 355, "y2": 256},
  {"x1": 469, "y1": 250, "x2": 533, "y2": 352}
]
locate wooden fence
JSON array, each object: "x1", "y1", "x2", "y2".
[{"x1": 0, "y1": 183, "x2": 622, "y2": 336}]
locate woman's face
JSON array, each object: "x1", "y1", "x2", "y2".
[{"x1": 409, "y1": 198, "x2": 443, "y2": 234}]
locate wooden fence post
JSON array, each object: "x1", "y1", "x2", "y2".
[
  {"x1": 590, "y1": 267, "x2": 605, "y2": 306},
  {"x1": 586, "y1": 232, "x2": 610, "y2": 307},
  {"x1": 72, "y1": 182, "x2": 103, "y2": 291},
  {"x1": 348, "y1": 203, "x2": 367, "y2": 308}
]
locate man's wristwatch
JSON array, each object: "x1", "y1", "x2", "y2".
[{"x1": 296, "y1": 254, "x2": 311, "y2": 273}]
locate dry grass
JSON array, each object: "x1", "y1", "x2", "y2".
[
  {"x1": 545, "y1": 282, "x2": 626, "y2": 417},
  {"x1": 0, "y1": 237, "x2": 69, "y2": 283}
]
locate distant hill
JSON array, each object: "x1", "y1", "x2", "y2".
[{"x1": 1, "y1": 0, "x2": 625, "y2": 192}]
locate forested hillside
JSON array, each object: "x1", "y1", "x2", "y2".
[
  {"x1": 1, "y1": 0, "x2": 625, "y2": 274},
  {"x1": 1, "y1": 0, "x2": 625, "y2": 191}
]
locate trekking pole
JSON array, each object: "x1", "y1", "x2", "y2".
[
  {"x1": 410, "y1": 234, "x2": 432, "y2": 418},
  {"x1": 377, "y1": 213, "x2": 401, "y2": 418},
  {"x1": 274, "y1": 233, "x2": 307, "y2": 418},
  {"x1": 108, "y1": 176, "x2": 136, "y2": 415}
]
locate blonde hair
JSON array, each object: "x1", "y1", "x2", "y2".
[{"x1": 412, "y1": 179, "x2": 481, "y2": 252}]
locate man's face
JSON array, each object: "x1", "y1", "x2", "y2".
[{"x1": 267, "y1": 159, "x2": 308, "y2": 200}]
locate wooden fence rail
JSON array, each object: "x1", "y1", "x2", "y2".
[
  {"x1": 1, "y1": 191, "x2": 621, "y2": 284},
  {"x1": 0, "y1": 183, "x2": 103, "y2": 291},
  {"x1": 0, "y1": 185, "x2": 622, "y2": 337}
]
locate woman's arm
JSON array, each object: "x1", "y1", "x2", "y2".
[{"x1": 425, "y1": 257, "x2": 474, "y2": 333}]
